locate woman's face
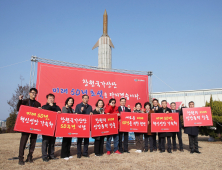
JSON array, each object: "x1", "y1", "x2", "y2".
[
  {"x1": 98, "y1": 101, "x2": 104, "y2": 108},
  {"x1": 68, "y1": 99, "x2": 73, "y2": 107},
  {"x1": 145, "y1": 105, "x2": 150, "y2": 110},
  {"x1": 136, "y1": 104, "x2": 141, "y2": 110}
]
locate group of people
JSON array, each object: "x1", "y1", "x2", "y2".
[{"x1": 16, "y1": 88, "x2": 201, "y2": 166}]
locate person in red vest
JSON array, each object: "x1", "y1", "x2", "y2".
[{"x1": 104, "y1": 98, "x2": 121, "y2": 155}]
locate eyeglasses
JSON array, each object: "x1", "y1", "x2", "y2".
[{"x1": 30, "y1": 92, "x2": 37, "y2": 95}]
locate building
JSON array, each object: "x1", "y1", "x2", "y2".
[
  {"x1": 0, "y1": 120, "x2": 6, "y2": 129},
  {"x1": 92, "y1": 10, "x2": 114, "y2": 71},
  {"x1": 152, "y1": 88, "x2": 222, "y2": 109}
]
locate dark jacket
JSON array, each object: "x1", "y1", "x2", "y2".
[
  {"x1": 181, "y1": 107, "x2": 199, "y2": 136},
  {"x1": 118, "y1": 106, "x2": 131, "y2": 113},
  {"x1": 133, "y1": 109, "x2": 143, "y2": 113},
  {"x1": 75, "y1": 102, "x2": 92, "y2": 114},
  {"x1": 171, "y1": 109, "x2": 182, "y2": 128},
  {"x1": 42, "y1": 103, "x2": 61, "y2": 112},
  {"x1": 156, "y1": 107, "x2": 173, "y2": 137},
  {"x1": 152, "y1": 106, "x2": 161, "y2": 113},
  {"x1": 62, "y1": 106, "x2": 74, "y2": 113},
  {"x1": 17, "y1": 99, "x2": 41, "y2": 111}
]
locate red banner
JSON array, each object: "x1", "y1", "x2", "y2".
[
  {"x1": 183, "y1": 107, "x2": 213, "y2": 127},
  {"x1": 91, "y1": 114, "x2": 118, "y2": 137},
  {"x1": 14, "y1": 105, "x2": 57, "y2": 136},
  {"x1": 55, "y1": 114, "x2": 90, "y2": 138},
  {"x1": 36, "y1": 62, "x2": 148, "y2": 110},
  {"x1": 151, "y1": 113, "x2": 179, "y2": 132},
  {"x1": 119, "y1": 112, "x2": 148, "y2": 132}
]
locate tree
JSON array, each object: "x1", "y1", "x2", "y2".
[
  {"x1": 6, "y1": 76, "x2": 32, "y2": 132},
  {"x1": 199, "y1": 96, "x2": 222, "y2": 139}
]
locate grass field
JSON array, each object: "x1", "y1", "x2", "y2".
[{"x1": 0, "y1": 132, "x2": 222, "y2": 170}]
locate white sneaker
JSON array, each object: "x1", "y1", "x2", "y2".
[
  {"x1": 64, "y1": 157, "x2": 69, "y2": 160},
  {"x1": 69, "y1": 156, "x2": 73, "y2": 159},
  {"x1": 135, "y1": 150, "x2": 142, "y2": 153}
]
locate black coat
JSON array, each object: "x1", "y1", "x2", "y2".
[
  {"x1": 181, "y1": 107, "x2": 199, "y2": 136},
  {"x1": 171, "y1": 109, "x2": 182, "y2": 128},
  {"x1": 42, "y1": 103, "x2": 61, "y2": 112},
  {"x1": 118, "y1": 106, "x2": 131, "y2": 113},
  {"x1": 75, "y1": 102, "x2": 92, "y2": 114},
  {"x1": 17, "y1": 99, "x2": 41, "y2": 111},
  {"x1": 156, "y1": 107, "x2": 173, "y2": 137}
]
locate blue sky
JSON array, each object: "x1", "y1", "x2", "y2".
[{"x1": 0, "y1": 0, "x2": 221, "y2": 119}]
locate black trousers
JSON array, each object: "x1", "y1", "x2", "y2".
[
  {"x1": 19, "y1": 132, "x2": 37, "y2": 160},
  {"x1": 42, "y1": 135, "x2": 56, "y2": 159},
  {"x1": 153, "y1": 134, "x2": 162, "y2": 150},
  {"x1": 94, "y1": 136, "x2": 104, "y2": 155},
  {"x1": 160, "y1": 137, "x2": 171, "y2": 151},
  {"x1": 188, "y1": 135, "x2": 198, "y2": 151},
  {"x1": 144, "y1": 134, "x2": 154, "y2": 151},
  {"x1": 118, "y1": 132, "x2": 129, "y2": 152},
  {"x1": 77, "y1": 138, "x2": 89, "y2": 155},
  {"x1": 61, "y1": 137, "x2": 72, "y2": 158},
  {"x1": 172, "y1": 129, "x2": 183, "y2": 149}
]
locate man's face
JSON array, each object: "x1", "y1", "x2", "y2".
[
  {"x1": 162, "y1": 102, "x2": 167, "y2": 108},
  {"x1": 189, "y1": 102, "x2": 194, "y2": 108},
  {"x1": 153, "y1": 101, "x2": 158, "y2": 107},
  {"x1": 170, "y1": 103, "x2": 176, "y2": 110},
  {"x1": 120, "y1": 99, "x2": 126, "y2": 106},
  {"x1": 82, "y1": 96, "x2": 89, "y2": 104},
  {"x1": 47, "y1": 96, "x2": 54, "y2": 104},
  {"x1": 29, "y1": 90, "x2": 37, "y2": 99}
]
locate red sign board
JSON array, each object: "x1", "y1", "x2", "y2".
[
  {"x1": 91, "y1": 114, "x2": 118, "y2": 137},
  {"x1": 55, "y1": 113, "x2": 90, "y2": 138},
  {"x1": 151, "y1": 113, "x2": 179, "y2": 132},
  {"x1": 14, "y1": 105, "x2": 57, "y2": 136},
  {"x1": 36, "y1": 62, "x2": 149, "y2": 111},
  {"x1": 183, "y1": 107, "x2": 213, "y2": 127},
  {"x1": 119, "y1": 112, "x2": 148, "y2": 132}
]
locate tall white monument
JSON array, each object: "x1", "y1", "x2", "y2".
[{"x1": 92, "y1": 10, "x2": 114, "y2": 70}]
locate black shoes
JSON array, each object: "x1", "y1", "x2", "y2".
[
  {"x1": 167, "y1": 150, "x2": 172, "y2": 153},
  {"x1": 190, "y1": 150, "x2": 194, "y2": 154},
  {"x1": 18, "y1": 160, "x2": 25, "y2": 165},
  {"x1": 160, "y1": 150, "x2": 165, "y2": 153},
  {"x1": 82, "y1": 154, "x2": 89, "y2": 157},
  {"x1": 150, "y1": 150, "x2": 153, "y2": 152},
  {"x1": 42, "y1": 158, "x2": 49, "y2": 162},
  {"x1": 25, "y1": 157, "x2": 34, "y2": 163},
  {"x1": 144, "y1": 149, "x2": 148, "y2": 152},
  {"x1": 77, "y1": 155, "x2": 81, "y2": 158},
  {"x1": 124, "y1": 151, "x2": 130, "y2": 153},
  {"x1": 194, "y1": 150, "x2": 201, "y2": 154},
  {"x1": 49, "y1": 157, "x2": 58, "y2": 160},
  {"x1": 179, "y1": 149, "x2": 184, "y2": 152}
]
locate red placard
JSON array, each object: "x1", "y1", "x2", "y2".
[
  {"x1": 183, "y1": 107, "x2": 213, "y2": 127},
  {"x1": 36, "y1": 62, "x2": 148, "y2": 111},
  {"x1": 119, "y1": 112, "x2": 148, "y2": 132},
  {"x1": 55, "y1": 113, "x2": 90, "y2": 138},
  {"x1": 14, "y1": 105, "x2": 57, "y2": 136},
  {"x1": 91, "y1": 114, "x2": 118, "y2": 137},
  {"x1": 151, "y1": 113, "x2": 179, "y2": 132}
]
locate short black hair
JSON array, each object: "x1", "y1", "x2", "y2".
[
  {"x1": 65, "y1": 97, "x2": 74, "y2": 107},
  {"x1": 95, "y1": 99, "x2": 105, "y2": 108},
  {"x1": 82, "y1": 94, "x2": 89, "y2": 99},
  {"x1": 189, "y1": 101, "x2": 194, "y2": 105},
  {"x1": 46, "y1": 93, "x2": 55, "y2": 99},
  {"x1": 109, "y1": 98, "x2": 116, "y2": 104},
  {"x1": 120, "y1": 97, "x2": 126, "y2": 102},
  {"x1": 135, "y1": 102, "x2": 142, "y2": 107},
  {"x1": 29, "y1": 88, "x2": 38, "y2": 94},
  {"x1": 170, "y1": 102, "x2": 176, "y2": 105},
  {"x1": 144, "y1": 102, "x2": 151, "y2": 108},
  {"x1": 152, "y1": 99, "x2": 158, "y2": 102},
  {"x1": 161, "y1": 100, "x2": 167, "y2": 104}
]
